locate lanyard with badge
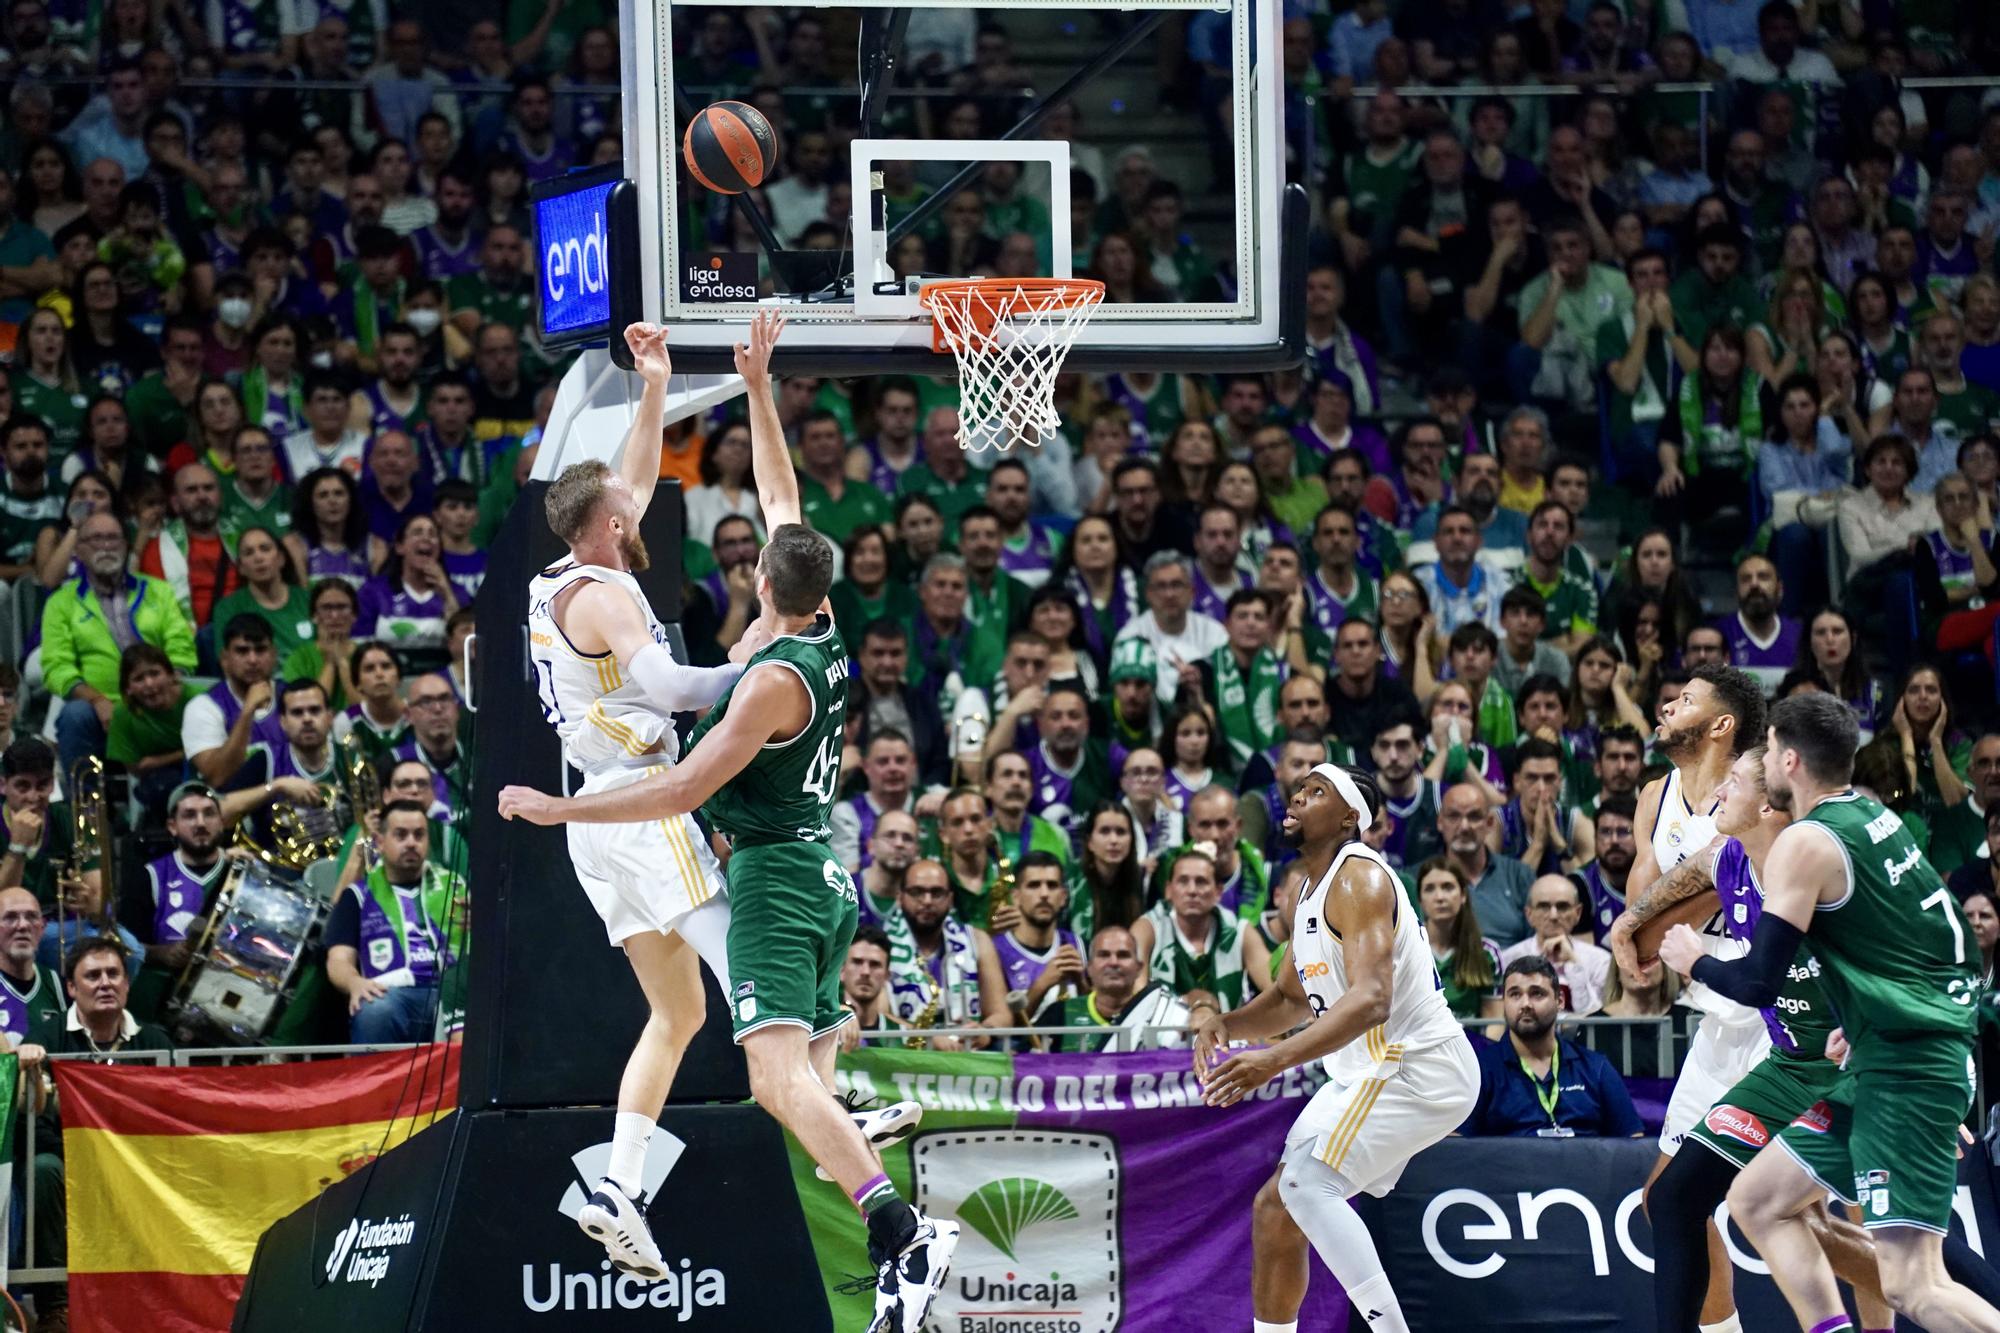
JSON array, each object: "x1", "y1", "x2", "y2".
[{"x1": 1532, "y1": 1046, "x2": 1574, "y2": 1138}]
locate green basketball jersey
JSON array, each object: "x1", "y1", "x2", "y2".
[
  {"x1": 1796, "y1": 791, "x2": 1978, "y2": 1061},
  {"x1": 688, "y1": 616, "x2": 848, "y2": 848}
]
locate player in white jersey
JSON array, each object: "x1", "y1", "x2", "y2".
[
  {"x1": 1605, "y1": 663, "x2": 1767, "y2": 1333},
  {"x1": 525, "y1": 323, "x2": 918, "y2": 1281},
  {"x1": 1196, "y1": 764, "x2": 1476, "y2": 1333}
]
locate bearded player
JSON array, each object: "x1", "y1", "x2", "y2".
[
  {"x1": 503, "y1": 311, "x2": 956, "y2": 1333},
  {"x1": 1663, "y1": 694, "x2": 1996, "y2": 1333},
  {"x1": 522, "y1": 319, "x2": 916, "y2": 1285},
  {"x1": 1196, "y1": 764, "x2": 1476, "y2": 1333},
  {"x1": 1647, "y1": 747, "x2": 2000, "y2": 1331},
  {"x1": 1605, "y1": 663, "x2": 1766, "y2": 1333}
]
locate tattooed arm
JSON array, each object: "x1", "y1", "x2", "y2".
[{"x1": 1604, "y1": 834, "x2": 1726, "y2": 981}]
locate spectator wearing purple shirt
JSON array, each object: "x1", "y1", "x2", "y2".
[
  {"x1": 356, "y1": 511, "x2": 459, "y2": 674},
  {"x1": 1292, "y1": 370, "x2": 1391, "y2": 473},
  {"x1": 433, "y1": 480, "x2": 485, "y2": 607},
  {"x1": 1711, "y1": 552, "x2": 1799, "y2": 695},
  {"x1": 985, "y1": 460, "x2": 1060, "y2": 591},
  {"x1": 408, "y1": 170, "x2": 481, "y2": 282},
  {"x1": 991, "y1": 853, "x2": 1085, "y2": 1023},
  {"x1": 1917, "y1": 188, "x2": 1981, "y2": 309},
  {"x1": 358, "y1": 430, "x2": 432, "y2": 542},
  {"x1": 493, "y1": 76, "x2": 573, "y2": 185},
  {"x1": 1189, "y1": 504, "x2": 1251, "y2": 626}
]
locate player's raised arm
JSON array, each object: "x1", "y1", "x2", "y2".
[
  {"x1": 616, "y1": 322, "x2": 674, "y2": 518},
  {"x1": 735, "y1": 310, "x2": 800, "y2": 529},
  {"x1": 499, "y1": 663, "x2": 803, "y2": 825}
]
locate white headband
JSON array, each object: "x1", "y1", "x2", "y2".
[{"x1": 1310, "y1": 763, "x2": 1374, "y2": 832}]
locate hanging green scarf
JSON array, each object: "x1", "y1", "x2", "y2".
[
  {"x1": 365, "y1": 861, "x2": 469, "y2": 972},
  {"x1": 1208, "y1": 644, "x2": 1282, "y2": 766},
  {"x1": 352, "y1": 279, "x2": 405, "y2": 359},
  {"x1": 1165, "y1": 908, "x2": 1244, "y2": 1009},
  {"x1": 242, "y1": 365, "x2": 305, "y2": 436},
  {"x1": 1677, "y1": 370, "x2": 1762, "y2": 475}
]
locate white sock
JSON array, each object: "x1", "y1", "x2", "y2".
[
  {"x1": 676, "y1": 898, "x2": 734, "y2": 995},
  {"x1": 1278, "y1": 1148, "x2": 1409, "y2": 1333},
  {"x1": 605, "y1": 1111, "x2": 657, "y2": 1197},
  {"x1": 1699, "y1": 1318, "x2": 1744, "y2": 1333},
  {"x1": 1253, "y1": 1322, "x2": 1300, "y2": 1333}
]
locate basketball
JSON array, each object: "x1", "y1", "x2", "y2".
[
  {"x1": 682, "y1": 100, "x2": 777, "y2": 195},
  {"x1": 1632, "y1": 889, "x2": 1719, "y2": 964}
]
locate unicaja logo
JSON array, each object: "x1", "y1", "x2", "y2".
[
  {"x1": 915, "y1": 1130, "x2": 1122, "y2": 1333},
  {"x1": 323, "y1": 1213, "x2": 417, "y2": 1288},
  {"x1": 525, "y1": 1133, "x2": 728, "y2": 1320}
]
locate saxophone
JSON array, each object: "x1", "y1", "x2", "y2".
[
  {"x1": 905, "y1": 970, "x2": 944, "y2": 1050},
  {"x1": 987, "y1": 834, "x2": 1018, "y2": 921},
  {"x1": 58, "y1": 757, "x2": 111, "y2": 977}
]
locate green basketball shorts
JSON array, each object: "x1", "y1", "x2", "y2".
[
  {"x1": 722, "y1": 840, "x2": 860, "y2": 1042},
  {"x1": 1685, "y1": 1049, "x2": 1841, "y2": 1170},
  {"x1": 1774, "y1": 1038, "x2": 1977, "y2": 1232}
]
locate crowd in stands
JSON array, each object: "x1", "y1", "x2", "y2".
[{"x1": 0, "y1": 0, "x2": 1990, "y2": 1313}]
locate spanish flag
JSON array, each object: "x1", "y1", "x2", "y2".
[{"x1": 56, "y1": 1046, "x2": 458, "y2": 1333}]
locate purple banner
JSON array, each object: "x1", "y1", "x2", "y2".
[{"x1": 825, "y1": 1045, "x2": 1352, "y2": 1333}]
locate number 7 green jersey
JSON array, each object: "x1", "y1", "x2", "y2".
[
  {"x1": 686, "y1": 615, "x2": 848, "y2": 848},
  {"x1": 1795, "y1": 790, "x2": 1978, "y2": 1066}
]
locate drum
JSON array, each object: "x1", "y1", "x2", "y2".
[{"x1": 176, "y1": 860, "x2": 327, "y2": 1044}]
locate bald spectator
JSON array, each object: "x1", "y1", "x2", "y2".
[
  {"x1": 138, "y1": 463, "x2": 239, "y2": 629},
  {"x1": 1497, "y1": 874, "x2": 1612, "y2": 1014},
  {"x1": 1439, "y1": 782, "x2": 1533, "y2": 948},
  {"x1": 360, "y1": 429, "x2": 432, "y2": 540},
  {"x1": 43, "y1": 512, "x2": 195, "y2": 774}
]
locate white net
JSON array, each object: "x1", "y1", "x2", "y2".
[{"x1": 920, "y1": 278, "x2": 1105, "y2": 454}]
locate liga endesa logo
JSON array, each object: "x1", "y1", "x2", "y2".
[
  {"x1": 520, "y1": 1133, "x2": 729, "y2": 1320},
  {"x1": 914, "y1": 1130, "x2": 1121, "y2": 1333},
  {"x1": 681, "y1": 252, "x2": 757, "y2": 301}
]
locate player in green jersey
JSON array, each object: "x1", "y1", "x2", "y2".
[
  {"x1": 1656, "y1": 694, "x2": 1995, "y2": 1333},
  {"x1": 499, "y1": 312, "x2": 958, "y2": 1333}
]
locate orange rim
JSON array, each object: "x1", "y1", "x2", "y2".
[{"x1": 920, "y1": 278, "x2": 1106, "y2": 351}]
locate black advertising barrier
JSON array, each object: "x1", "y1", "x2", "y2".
[
  {"x1": 458, "y1": 477, "x2": 750, "y2": 1110},
  {"x1": 1361, "y1": 1136, "x2": 2000, "y2": 1332},
  {"x1": 234, "y1": 1104, "x2": 832, "y2": 1331}
]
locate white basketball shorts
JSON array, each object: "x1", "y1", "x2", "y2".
[
  {"x1": 1285, "y1": 1035, "x2": 1479, "y2": 1197},
  {"x1": 568, "y1": 763, "x2": 727, "y2": 945},
  {"x1": 1660, "y1": 1012, "x2": 1770, "y2": 1157}
]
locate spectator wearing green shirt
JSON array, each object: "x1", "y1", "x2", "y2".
[
  {"x1": 280, "y1": 579, "x2": 361, "y2": 713},
  {"x1": 208, "y1": 525, "x2": 313, "y2": 659},
  {"x1": 0, "y1": 169, "x2": 58, "y2": 325},
  {"x1": 957, "y1": 507, "x2": 1032, "y2": 684},
  {"x1": 9, "y1": 308, "x2": 87, "y2": 461},
  {"x1": 897, "y1": 407, "x2": 987, "y2": 526},
  {"x1": 1133, "y1": 180, "x2": 1213, "y2": 299},
  {"x1": 1513, "y1": 501, "x2": 1598, "y2": 652},
  {"x1": 105, "y1": 643, "x2": 196, "y2": 812},
  {"x1": 1598, "y1": 248, "x2": 1698, "y2": 488},
  {"x1": 795, "y1": 409, "x2": 891, "y2": 544},
  {"x1": 1516, "y1": 213, "x2": 1633, "y2": 412},
  {"x1": 1921, "y1": 311, "x2": 2000, "y2": 441},
  {"x1": 44, "y1": 509, "x2": 197, "y2": 777},
  {"x1": 0, "y1": 414, "x2": 62, "y2": 583},
  {"x1": 1667, "y1": 222, "x2": 1759, "y2": 349},
  {"x1": 121, "y1": 317, "x2": 206, "y2": 460},
  {"x1": 446, "y1": 224, "x2": 533, "y2": 342},
  {"x1": 1248, "y1": 424, "x2": 1328, "y2": 539},
  {"x1": 217, "y1": 424, "x2": 291, "y2": 544}
]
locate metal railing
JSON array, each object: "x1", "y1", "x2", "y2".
[
  {"x1": 853, "y1": 1022, "x2": 1191, "y2": 1052},
  {"x1": 1459, "y1": 1012, "x2": 1689, "y2": 1078}
]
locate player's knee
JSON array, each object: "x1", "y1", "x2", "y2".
[
  {"x1": 1253, "y1": 1173, "x2": 1292, "y2": 1232},
  {"x1": 1722, "y1": 1170, "x2": 1785, "y2": 1233}
]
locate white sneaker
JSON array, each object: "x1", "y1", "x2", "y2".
[
  {"x1": 867, "y1": 1214, "x2": 961, "y2": 1333},
  {"x1": 575, "y1": 1180, "x2": 668, "y2": 1281},
  {"x1": 818, "y1": 1099, "x2": 925, "y2": 1181}
]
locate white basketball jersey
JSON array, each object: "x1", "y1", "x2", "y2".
[
  {"x1": 1651, "y1": 765, "x2": 1756, "y2": 1022},
  {"x1": 527, "y1": 561, "x2": 677, "y2": 773},
  {"x1": 1291, "y1": 841, "x2": 1463, "y2": 1082},
  {"x1": 1650, "y1": 766, "x2": 1719, "y2": 872}
]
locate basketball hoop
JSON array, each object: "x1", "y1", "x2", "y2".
[{"x1": 919, "y1": 277, "x2": 1105, "y2": 454}]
